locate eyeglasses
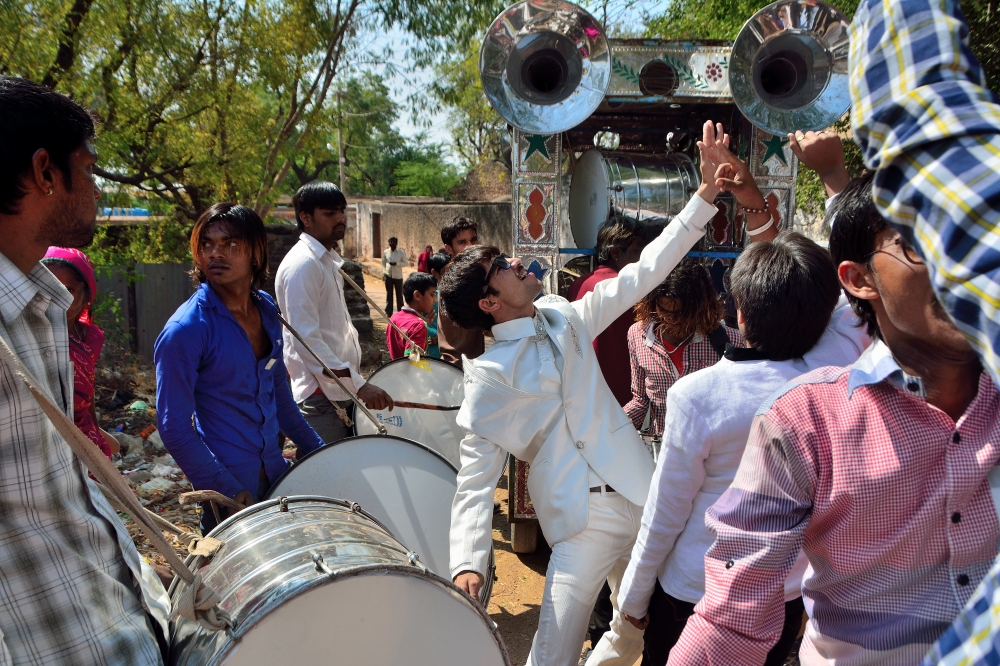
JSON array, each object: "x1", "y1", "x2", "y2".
[
  {"x1": 864, "y1": 237, "x2": 924, "y2": 266},
  {"x1": 482, "y1": 254, "x2": 511, "y2": 296}
]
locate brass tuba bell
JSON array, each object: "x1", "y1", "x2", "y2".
[
  {"x1": 480, "y1": 0, "x2": 611, "y2": 134},
  {"x1": 729, "y1": 0, "x2": 851, "y2": 135}
]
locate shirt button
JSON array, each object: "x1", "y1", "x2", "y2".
[
  {"x1": 958, "y1": 573, "x2": 970, "y2": 586},
  {"x1": 575, "y1": 441, "x2": 585, "y2": 450},
  {"x1": 952, "y1": 512, "x2": 962, "y2": 524},
  {"x1": 906, "y1": 381, "x2": 920, "y2": 392},
  {"x1": 45, "y1": 349, "x2": 53, "y2": 357},
  {"x1": 725, "y1": 560, "x2": 735, "y2": 569},
  {"x1": 953, "y1": 432, "x2": 961, "y2": 444}
]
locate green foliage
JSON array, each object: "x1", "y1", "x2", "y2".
[
  {"x1": 394, "y1": 155, "x2": 461, "y2": 197},
  {"x1": 88, "y1": 220, "x2": 193, "y2": 267},
  {"x1": 430, "y1": 40, "x2": 506, "y2": 169},
  {"x1": 964, "y1": 0, "x2": 1000, "y2": 94},
  {"x1": 1, "y1": 0, "x2": 499, "y2": 222},
  {"x1": 646, "y1": 0, "x2": 860, "y2": 40}
]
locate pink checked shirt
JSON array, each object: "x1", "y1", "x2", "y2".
[
  {"x1": 670, "y1": 340, "x2": 1000, "y2": 666},
  {"x1": 624, "y1": 321, "x2": 742, "y2": 434}
]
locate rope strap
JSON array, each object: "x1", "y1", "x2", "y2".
[{"x1": 0, "y1": 333, "x2": 230, "y2": 632}]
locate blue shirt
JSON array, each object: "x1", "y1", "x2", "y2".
[{"x1": 154, "y1": 283, "x2": 324, "y2": 499}]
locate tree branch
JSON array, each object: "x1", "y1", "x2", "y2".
[{"x1": 42, "y1": 0, "x2": 97, "y2": 88}]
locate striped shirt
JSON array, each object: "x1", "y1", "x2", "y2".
[
  {"x1": 669, "y1": 340, "x2": 1000, "y2": 665},
  {"x1": 623, "y1": 322, "x2": 742, "y2": 434},
  {"x1": 850, "y1": 0, "x2": 1000, "y2": 387},
  {"x1": 0, "y1": 253, "x2": 162, "y2": 665}
]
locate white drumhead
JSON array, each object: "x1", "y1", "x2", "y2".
[
  {"x1": 223, "y1": 571, "x2": 506, "y2": 666},
  {"x1": 569, "y1": 149, "x2": 612, "y2": 250},
  {"x1": 356, "y1": 357, "x2": 465, "y2": 468},
  {"x1": 268, "y1": 436, "x2": 457, "y2": 580}
]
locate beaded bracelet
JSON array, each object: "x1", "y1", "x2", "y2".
[{"x1": 742, "y1": 201, "x2": 769, "y2": 215}]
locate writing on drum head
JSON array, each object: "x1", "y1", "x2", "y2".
[{"x1": 376, "y1": 413, "x2": 403, "y2": 427}]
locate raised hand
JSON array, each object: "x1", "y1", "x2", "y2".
[
  {"x1": 693, "y1": 120, "x2": 727, "y2": 202},
  {"x1": 788, "y1": 130, "x2": 849, "y2": 196}
]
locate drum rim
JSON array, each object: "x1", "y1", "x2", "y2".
[
  {"x1": 177, "y1": 564, "x2": 512, "y2": 666},
  {"x1": 366, "y1": 355, "x2": 465, "y2": 378},
  {"x1": 271, "y1": 434, "x2": 461, "y2": 491}
]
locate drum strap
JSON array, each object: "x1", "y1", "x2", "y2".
[
  {"x1": 339, "y1": 268, "x2": 426, "y2": 362},
  {"x1": 0, "y1": 332, "x2": 232, "y2": 633}
]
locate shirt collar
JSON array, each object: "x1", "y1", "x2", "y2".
[
  {"x1": 0, "y1": 252, "x2": 72, "y2": 324},
  {"x1": 642, "y1": 322, "x2": 705, "y2": 348},
  {"x1": 299, "y1": 233, "x2": 344, "y2": 268},
  {"x1": 492, "y1": 316, "x2": 537, "y2": 341},
  {"x1": 724, "y1": 344, "x2": 772, "y2": 362},
  {"x1": 848, "y1": 338, "x2": 926, "y2": 398}
]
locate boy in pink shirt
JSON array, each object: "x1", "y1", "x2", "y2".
[{"x1": 387, "y1": 272, "x2": 438, "y2": 360}]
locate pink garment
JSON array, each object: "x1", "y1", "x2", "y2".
[
  {"x1": 42, "y1": 247, "x2": 110, "y2": 457},
  {"x1": 69, "y1": 323, "x2": 110, "y2": 457},
  {"x1": 42, "y1": 247, "x2": 98, "y2": 323},
  {"x1": 386, "y1": 308, "x2": 429, "y2": 360}
]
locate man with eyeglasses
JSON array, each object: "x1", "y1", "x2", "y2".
[
  {"x1": 438, "y1": 122, "x2": 729, "y2": 666},
  {"x1": 668, "y1": 170, "x2": 1000, "y2": 665}
]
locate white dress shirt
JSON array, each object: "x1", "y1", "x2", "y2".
[
  {"x1": 618, "y1": 302, "x2": 871, "y2": 616},
  {"x1": 276, "y1": 232, "x2": 365, "y2": 401},
  {"x1": 382, "y1": 247, "x2": 408, "y2": 279}
]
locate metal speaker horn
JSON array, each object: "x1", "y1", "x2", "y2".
[
  {"x1": 480, "y1": 0, "x2": 611, "y2": 134},
  {"x1": 729, "y1": 0, "x2": 851, "y2": 135}
]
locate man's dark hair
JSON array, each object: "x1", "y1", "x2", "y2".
[
  {"x1": 403, "y1": 272, "x2": 437, "y2": 304},
  {"x1": 428, "y1": 252, "x2": 450, "y2": 274},
  {"x1": 439, "y1": 245, "x2": 502, "y2": 331},
  {"x1": 441, "y1": 216, "x2": 478, "y2": 247},
  {"x1": 635, "y1": 259, "x2": 723, "y2": 341},
  {"x1": 595, "y1": 215, "x2": 645, "y2": 265},
  {"x1": 828, "y1": 171, "x2": 885, "y2": 340},
  {"x1": 0, "y1": 77, "x2": 96, "y2": 216},
  {"x1": 389, "y1": 236, "x2": 398, "y2": 244},
  {"x1": 292, "y1": 181, "x2": 346, "y2": 232},
  {"x1": 190, "y1": 203, "x2": 270, "y2": 289},
  {"x1": 728, "y1": 231, "x2": 840, "y2": 360}
]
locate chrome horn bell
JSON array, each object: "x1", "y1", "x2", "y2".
[
  {"x1": 729, "y1": 0, "x2": 851, "y2": 134},
  {"x1": 480, "y1": 0, "x2": 611, "y2": 134}
]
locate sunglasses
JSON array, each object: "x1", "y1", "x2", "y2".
[{"x1": 482, "y1": 254, "x2": 512, "y2": 296}]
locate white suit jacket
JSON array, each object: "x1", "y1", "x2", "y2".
[{"x1": 449, "y1": 194, "x2": 718, "y2": 580}]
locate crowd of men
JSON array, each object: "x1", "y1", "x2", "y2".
[{"x1": 0, "y1": 0, "x2": 999, "y2": 664}]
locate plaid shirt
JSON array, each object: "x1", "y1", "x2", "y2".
[
  {"x1": 0, "y1": 254, "x2": 162, "y2": 665},
  {"x1": 850, "y1": 0, "x2": 1000, "y2": 387},
  {"x1": 669, "y1": 340, "x2": 1000, "y2": 666},
  {"x1": 623, "y1": 322, "x2": 742, "y2": 434}
]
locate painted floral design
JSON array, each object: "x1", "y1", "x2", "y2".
[{"x1": 706, "y1": 62, "x2": 724, "y2": 83}]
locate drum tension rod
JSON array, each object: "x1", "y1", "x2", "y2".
[
  {"x1": 312, "y1": 552, "x2": 337, "y2": 579},
  {"x1": 278, "y1": 496, "x2": 289, "y2": 512}
]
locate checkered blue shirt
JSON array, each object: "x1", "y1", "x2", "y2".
[
  {"x1": 850, "y1": 0, "x2": 1000, "y2": 663},
  {"x1": 850, "y1": 0, "x2": 1000, "y2": 388}
]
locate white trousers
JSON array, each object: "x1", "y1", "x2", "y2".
[{"x1": 526, "y1": 491, "x2": 646, "y2": 666}]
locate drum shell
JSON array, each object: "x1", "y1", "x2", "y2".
[
  {"x1": 569, "y1": 150, "x2": 701, "y2": 249},
  {"x1": 267, "y1": 435, "x2": 497, "y2": 606},
  {"x1": 167, "y1": 497, "x2": 508, "y2": 666}
]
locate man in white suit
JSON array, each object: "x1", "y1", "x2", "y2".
[{"x1": 438, "y1": 121, "x2": 728, "y2": 666}]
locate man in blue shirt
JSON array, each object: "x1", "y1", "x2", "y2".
[{"x1": 155, "y1": 203, "x2": 325, "y2": 533}]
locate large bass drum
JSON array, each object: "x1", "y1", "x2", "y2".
[
  {"x1": 354, "y1": 357, "x2": 465, "y2": 468},
  {"x1": 267, "y1": 435, "x2": 496, "y2": 605},
  {"x1": 168, "y1": 497, "x2": 509, "y2": 665},
  {"x1": 568, "y1": 150, "x2": 701, "y2": 249}
]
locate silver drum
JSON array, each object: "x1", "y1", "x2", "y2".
[
  {"x1": 267, "y1": 435, "x2": 496, "y2": 606},
  {"x1": 168, "y1": 497, "x2": 509, "y2": 666}
]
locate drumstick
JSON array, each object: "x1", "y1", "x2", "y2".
[{"x1": 392, "y1": 401, "x2": 461, "y2": 411}]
